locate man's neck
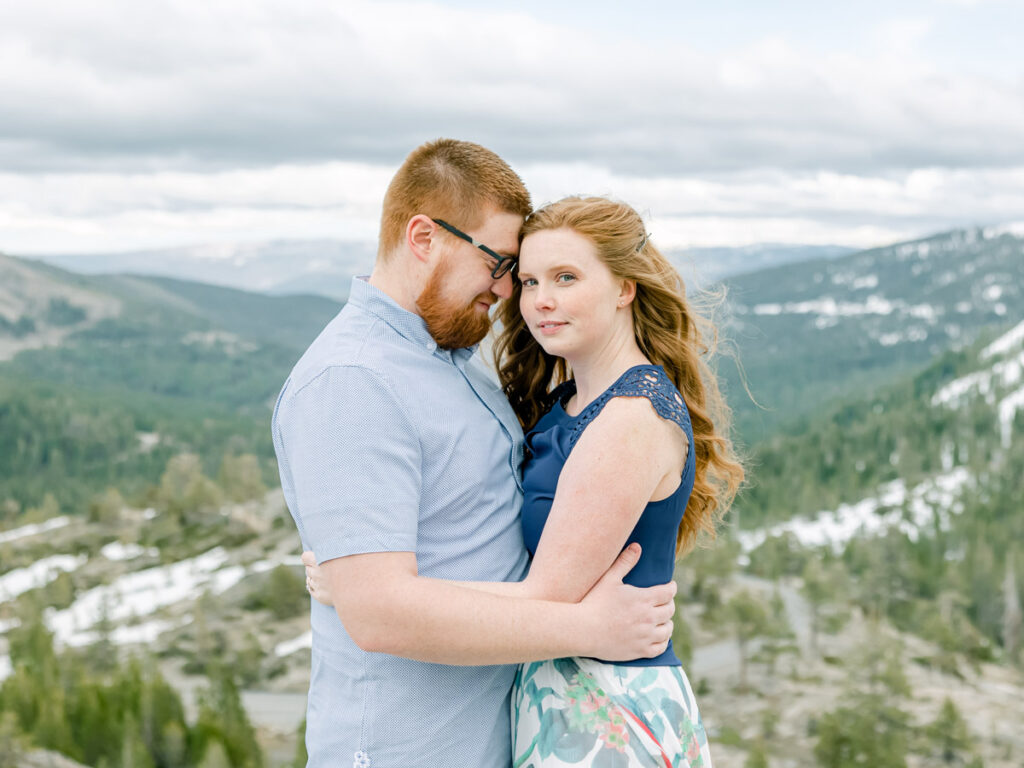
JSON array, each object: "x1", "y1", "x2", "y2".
[{"x1": 367, "y1": 261, "x2": 424, "y2": 316}]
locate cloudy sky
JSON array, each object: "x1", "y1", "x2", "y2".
[{"x1": 2, "y1": 0, "x2": 1023, "y2": 256}]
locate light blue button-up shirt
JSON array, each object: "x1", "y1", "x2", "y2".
[{"x1": 272, "y1": 276, "x2": 529, "y2": 768}]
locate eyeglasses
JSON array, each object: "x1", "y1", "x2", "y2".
[{"x1": 431, "y1": 218, "x2": 517, "y2": 279}]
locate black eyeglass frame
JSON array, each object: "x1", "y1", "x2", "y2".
[{"x1": 431, "y1": 218, "x2": 517, "y2": 279}]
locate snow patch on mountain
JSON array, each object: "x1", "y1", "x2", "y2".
[
  {"x1": 0, "y1": 555, "x2": 88, "y2": 601},
  {"x1": 100, "y1": 542, "x2": 159, "y2": 561},
  {"x1": 749, "y1": 295, "x2": 932, "y2": 318},
  {"x1": 0, "y1": 516, "x2": 72, "y2": 545},
  {"x1": 999, "y1": 386, "x2": 1024, "y2": 448},
  {"x1": 982, "y1": 222, "x2": 1024, "y2": 239},
  {"x1": 982, "y1": 319, "x2": 1024, "y2": 360},
  {"x1": 275, "y1": 631, "x2": 312, "y2": 658},
  {"x1": 738, "y1": 468, "x2": 970, "y2": 554},
  {"x1": 930, "y1": 319, "x2": 1024, "y2": 447},
  {"x1": 0, "y1": 544, "x2": 307, "y2": 678},
  {"x1": 933, "y1": 322, "x2": 1024, "y2": 407}
]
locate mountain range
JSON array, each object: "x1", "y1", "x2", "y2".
[
  {"x1": 722, "y1": 224, "x2": 1024, "y2": 438},
  {"x1": 26, "y1": 240, "x2": 854, "y2": 303},
  {"x1": 3, "y1": 224, "x2": 1024, "y2": 768},
  {"x1": 3, "y1": 223, "x2": 1023, "y2": 510}
]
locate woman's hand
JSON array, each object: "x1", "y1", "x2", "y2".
[{"x1": 301, "y1": 550, "x2": 335, "y2": 606}]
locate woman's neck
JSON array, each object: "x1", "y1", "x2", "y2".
[{"x1": 566, "y1": 331, "x2": 650, "y2": 414}]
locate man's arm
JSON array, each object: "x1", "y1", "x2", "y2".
[
  {"x1": 323, "y1": 544, "x2": 675, "y2": 665},
  {"x1": 282, "y1": 366, "x2": 674, "y2": 664}
]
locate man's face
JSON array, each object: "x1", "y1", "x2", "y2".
[{"x1": 417, "y1": 209, "x2": 522, "y2": 349}]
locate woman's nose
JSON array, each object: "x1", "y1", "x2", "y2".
[{"x1": 533, "y1": 285, "x2": 555, "y2": 310}]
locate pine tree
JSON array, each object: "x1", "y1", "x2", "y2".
[
  {"x1": 814, "y1": 694, "x2": 909, "y2": 768},
  {"x1": 194, "y1": 667, "x2": 263, "y2": 768},
  {"x1": 218, "y1": 454, "x2": 267, "y2": 503},
  {"x1": 752, "y1": 588, "x2": 798, "y2": 685},
  {"x1": 89, "y1": 487, "x2": 125, "y2": 524},
  {"x1": 292, "y1": 719, "x2": 308, "y2": 768},
  {"x1": 801, "y1": 559, "x2": 832, "y2": 655},
  {"x1": 745, "y1": 743, "x2": 769, "y2": 768},
  {"x1": 1002, "y1": 551, "x2": 1021, "y2": 663},
  {"x1": 0, "y1": 712, "x2": 24, "y2": 768},
  {"x1": 197, "y1": 740, "x2": 231, "y2": 768},
  {"x1": 925, "y1": 698, "x2": 974, "y2": 765},
  {"x1": 120, "y1": 712, "x2": 156, "y2": 768},
  {"x1": 671, "y1": 600, "x2": 694, "y2": 668},
  {"x1": 725, "y1": 590, "x2": 770, "y2": 691}
]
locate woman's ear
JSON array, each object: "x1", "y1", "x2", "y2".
[{"x1": 617, "y1": 279, "x2": 637, "y2": 308}]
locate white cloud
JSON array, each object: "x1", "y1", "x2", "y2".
[
  {"x1": 1, "y1": 0, "x2": 1022, "y2": 174},
  {"x1": 4, "y1": 161, "x2": 1024, "y2": 253},
  {"x1": 1, "y1": 0, "x2": 1023, "y2": 253}
]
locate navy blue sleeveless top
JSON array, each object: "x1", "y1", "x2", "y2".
[{"x1": 521, "y1": 364, "x2": 696, "y2": 667}]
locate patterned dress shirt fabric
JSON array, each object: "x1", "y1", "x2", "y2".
[{"x1": 272, "y1": 276, "x2": 529, "y2": 768}]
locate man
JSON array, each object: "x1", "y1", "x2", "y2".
[{"x1": 273, "y1": 139, "x2": 676, "y2": 767}]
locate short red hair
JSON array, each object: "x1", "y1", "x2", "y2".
[{"x1": 378, "y1": 139, "x2": 531, "y2": 259}]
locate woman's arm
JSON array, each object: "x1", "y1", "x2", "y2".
[
  {"x1": 304, "y1": 396, "x2": 685, "y2": 606},
  {"x1": 518, "y1": 395, "x2": 686, "y2": 603}
]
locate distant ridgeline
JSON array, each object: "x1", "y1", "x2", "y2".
[
  {"x1": 0, "y1": 253, "x2": 342, "y2": 515},
  {"x1": 722, "y1": 226, "x2": 1024, "y2": 442},
  {"x1": 1, "y1": 225, "x2": 1023, "y2": 523},
  {"x1": 724, "y1": 225, "x2": 1024, "y2": 534}
]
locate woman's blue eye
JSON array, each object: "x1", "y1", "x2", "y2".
[
  {"x1": 557, "y1": 273, "x2": 576, "y2": 283},
  {"x1": 521, "y1": 277, "x2": 537, "y2": 287}
]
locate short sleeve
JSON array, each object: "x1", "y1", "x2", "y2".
[
  {"x1": 567, "y1": 366, "x2": 692, "y2": 452},
  {"x1": 275, "y1": 365, "x2": 422, "y2": 563}
]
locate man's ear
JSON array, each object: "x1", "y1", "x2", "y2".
[{"x1": 406, "y1": 215, "x2": 438, "y2": 265}]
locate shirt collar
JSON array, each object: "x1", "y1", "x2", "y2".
[{"x1": 348, "y1": 276, "x2": 480, "y2": 364}]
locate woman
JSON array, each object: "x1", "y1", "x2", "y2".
[{"x1": 309, "y1": 196, "x2": 743, "y2": 767}]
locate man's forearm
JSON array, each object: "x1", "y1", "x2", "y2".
[
  {"x1": 453, "y1": 578, "x2": 538, "y2": 599},
  {"x1": 342, "y1": 574, "x2": 591, "y2": 665},
  {"x1": 326, "y1": 548, "x2": 672, "y2": 665}
]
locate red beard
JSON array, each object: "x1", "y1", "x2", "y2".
[{"x1": 416, "y1": 257, "x2": 495, "y2": 350}]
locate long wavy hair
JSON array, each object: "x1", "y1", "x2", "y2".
[{"x1": 494, "y1": 196, "x2": 744, "y2": 554}]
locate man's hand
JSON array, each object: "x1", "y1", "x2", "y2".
[{"x1": 577, "y1": 543, "x2": 677, "y2": 661}]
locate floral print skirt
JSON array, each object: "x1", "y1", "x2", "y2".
[{"x1": 512, "y1": 657, "x2": 711, "y2": 768}]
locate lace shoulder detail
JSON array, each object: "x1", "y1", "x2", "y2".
[{"x1": 567, "y1": 365, "x2": 692, "y2": 451}]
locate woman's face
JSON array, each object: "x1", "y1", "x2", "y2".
[{"x1": 517, "y1": 227, "x2": 630, "y2": 362}]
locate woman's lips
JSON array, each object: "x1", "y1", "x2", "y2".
[{"x1": 537, "y1": 321, "x2": 566, "y2": 336}]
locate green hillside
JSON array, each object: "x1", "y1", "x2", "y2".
[
  {"x1": 0, "y1": 256, "x2": 341, "y2": 513},
  {"x1": 722, "y1": 228, "x2": 1024, "y2": 441},
  {"x1": 739, "y1": 328, "x2": 1010, "y2": 528},
  {"x1": 105, "y1": 274, "x2": 342, "y2": 351}
]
